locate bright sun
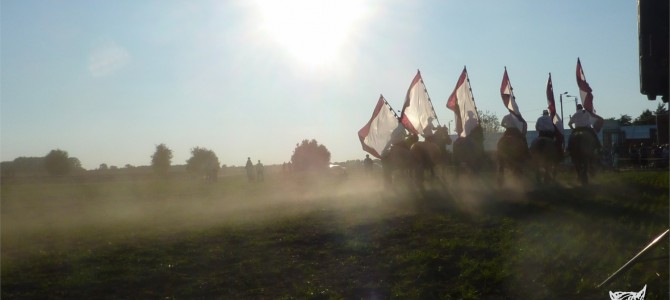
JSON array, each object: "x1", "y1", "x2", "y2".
[{"x1": 254, "y1": 0, "x2": 368, "y2": 68}]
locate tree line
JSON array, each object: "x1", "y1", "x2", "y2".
[
  {"x1": 2, "y1": 103, "x2": 664, "y2": 178},
  {"x1": 1, "y1": 139, "x2": 332, "y2": 178},
  {"x1": 605, "y1": 103, "x2": 668, "y2": 126}
]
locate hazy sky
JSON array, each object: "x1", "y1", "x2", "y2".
[{"x1": 1, "y1": 0, "x2": 662, "y2": 169}]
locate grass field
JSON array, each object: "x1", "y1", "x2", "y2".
[{"x1": 2, "y1": 169, "x2": 668, "y2": 299}]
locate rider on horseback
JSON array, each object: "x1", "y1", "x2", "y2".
[
  {"x1": 568, "y1": 104, "x2": 602, "y2": 152},
  {"x1": 422, "y1": 117, "x2": 439, "y2": 143},
  {"x1": 381, "y1": 118, "x2": 410, "y2": 156},
  {"x1": 501, "y1": 112, "x2": 528, "y2": 149},
  {"x1": 535, "y1": 109, "x2": 563, "y2": 155},
  {"x1": 535, "y1": 110, "x2": 555, "y2": 139}
]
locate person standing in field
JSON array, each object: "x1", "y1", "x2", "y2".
[
  {"x1": 245, "y1": 157, "x2": 254, "y2": 182},
  {"x1": 256, "y1": 160, "x2": 264, "y2": 181},
  {"x1": 363, "y1": 154, "x2": 373, "y2": 174}
]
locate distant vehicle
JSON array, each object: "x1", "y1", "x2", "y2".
[{"x1": 328, "y1": 164, "x2": 347, "y2": 177}]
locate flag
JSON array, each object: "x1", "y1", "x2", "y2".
[
  {"x1": 358, "y1": 95, "x2": 406, "y2": 158},
  {"x1": 576, "y1": 58, "x2": 604, "y2": 132},
  {"x1": 400, "y1": 70, "x2": 438, "y2": 136},
  {"x1": 447, "y1": 67, "x2": 479, "y2": 137},
  {"x1": 546, "y1": 73, "x2": 565, "y2": 149},
  {"x1": 500, "y1": 67, "x2": 527, "y2": 135}
]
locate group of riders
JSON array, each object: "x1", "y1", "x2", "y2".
[
  {"x1": 380, "y1": 104, "x2": 602, "y2": 183},
  {"x1": 500, "y1": 104, "x2": 601, "y2": 156}
]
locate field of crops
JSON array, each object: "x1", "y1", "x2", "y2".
[{"x1": 2, "y1": 169, "x2": 668, "y2": 299}]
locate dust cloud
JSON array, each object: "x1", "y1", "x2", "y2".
[{"x1": 1, "y1": 168, "x2": 569, "y2": 259}]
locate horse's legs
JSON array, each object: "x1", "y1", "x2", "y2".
[
  {"x1": 497, "y1": 160, "x2": 505, "y2": 185},
  {"x1": 383, "y1": 167, "x2": 392, "y2": 188},
  {"x1": 536, "y1": 161, "x2": 544, "y2": 184},
  {"x1": 544, "y1": 163, "x2": 552, "y2": 184},
  {"x1": 550, "y1": 163, "x2": 557, "y2": 182},
  {"x1": 589, "y1": 156, "x2": 598, "y2": 177},
  {"x1": 584, "y1": 160, "x2": 590, "y2": 184},
  {"x1": 414, "y1": 164, "x2": 424, "y2": 186},
  {"x1": 575, "y1": 160, "x2": 588, "y2": 185}
]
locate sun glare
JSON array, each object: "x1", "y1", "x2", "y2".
[{"x1": 254, "y1": 0, "x2": 368, "y2": 68}]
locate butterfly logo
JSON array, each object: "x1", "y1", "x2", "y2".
[{"x1": 609, "y1": 284, "x2": 646, "y2": 300}]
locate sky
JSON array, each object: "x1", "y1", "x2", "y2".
[{"x1": 1, "y1": 0, "x2": 664, "y2": 170}]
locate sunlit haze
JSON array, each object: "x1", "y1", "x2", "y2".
[
  {"x1": 1, "y1": 1, "x2": 662, "y2": 169},
  {"x1": 254, "y1": 0, "x2": 370, "y2": 68}
]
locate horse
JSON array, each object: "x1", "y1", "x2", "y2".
[
  {"x1": 380, "y1": 136, "x2": 417, "y2": 187},
  {"x1": 568, "y1": 128, "x2": 599, "y2": 185},
  {"x1": 452, "y1": 125, "x2": 486, "y2": 176},
  {"x1": 409, "y1": 126, "x2": 452, "y2": 185},
  {"x1": 529, "y1": 136, "x2": 562, "y2": 184},
  {"x1": 496, "y1": 128, "x2": 529, "y2": 185}
]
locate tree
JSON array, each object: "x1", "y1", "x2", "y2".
[
  {"x1": 99, "y1": 163, "x2": 108, "y2": 170},
  {"x1": 151, "y1": 144, "x2": 173, "y2": 175},
  {"x1": 617, "y1": 114, "x2": 633, "y2": 126},
  {"x1": 185, "y1": 147, "x2": 220, "y2": 175},
  {"x1": 633, "y1": 109, "x2": 655, "y2": 125},
  {"x1": 69, "y1": 157, "x2": 84, "y2": 172},
  {"x1": 44, "y1": 149, "x2": 71, "y2": 176},
  {"x1": 8, "y1": 157, "x2": 45, "y2": 175},
  {"x1": 290, "y1": 139, "x2": 331, "y2": 172},
  {"x1": 654, "y1": 102, "x2": 668, "y2": 115},
  {"x1": 3, "y1": 156, "x2": 81, "y2": 175},
  {"x1": 477, "y1": 110, "x2": 501, "y2": 133}
]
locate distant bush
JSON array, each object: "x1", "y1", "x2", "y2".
[
  {"x1": 290, "y1": 139, "x2": 331, "y2": 172},
  {"x1": 44, "y1": 149, "x2": 71, "y2": 176},
  {"x1": 2, "y1": 155, "x2": 83, "y2": 177},
  {"x1": 186, "y1": 147, "x2": 220, "y2": 176},
  {"x1": 151, "y1": 144, "x2": 173, "y2": 176}
]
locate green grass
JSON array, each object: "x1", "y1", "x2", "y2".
[{"x1": 2, "y1": 170, "x2": 668, "y2": 299}]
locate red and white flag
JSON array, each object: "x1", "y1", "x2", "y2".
[
  {"x1": 358, "y1": 95, "x2": 406, "y2": 158},
  {"x1": 576, "y1": 58, "x2": 604, "y2": 132},
  {"x1": 400, "y1": 70, "x2": 438, "y2": 136},
  {"x1": 447, "y1": 67, "x2": 479, "y2": 137},
  {"x1": 546, "y1": 73, "x2": 565, "y2": 149},
  {"x1": 500, "y1": 67, "x2": 527, "y2": 134}
]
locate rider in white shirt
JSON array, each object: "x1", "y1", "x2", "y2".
[
  {"x1": 568, "y1": 104, "x2": 601, "y2": 150},
  {"x1": 501, "y1": 113, "x2": 519, "y2": 131},
  {"x1": 422, "y1": 117, "x2": 436, "y2": 139},
  {"x1": 568, "y1": 105, "x2": 592, "y2": 129},
  {"x1": 535, "y1": 110, "x2": 555, "y2": 138},
  {"x1": 501, "y1": 112, "x2": 528, "y2": 148}
]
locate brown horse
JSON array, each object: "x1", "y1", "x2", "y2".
[
  {"x1": 529, "y1": 136, "x2": 562, "y2": 184},
  {"x1": 380, "y1": 135, "x2": 417, "y2": 187},
  {"x1": 452, "y1": 125, "x2": 485, "y2": 176},
  {"x1": 496, "y1": 129, "x2": 529, "y2": 185},
  {"x1": 568, "y1": 128, "x2": 599, "y2": 185},
  {"x1": 409, "y1": 126, "x2": 452, "y2": 185}
]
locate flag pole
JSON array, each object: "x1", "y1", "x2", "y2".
[
  {"x1": 381, "y1": 95, "x2": 400, "y2": 119},
  {"x1": 464, "y1": 66, "x2": 480, "y2": 120},
  {"x1": 597, "y1": 229, "x2": 669, "y2": 288}
]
